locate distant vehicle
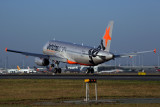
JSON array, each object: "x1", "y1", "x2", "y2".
[
  {"x1": 156, "y1": 69, "x2": 160, "y2": 72},
  {"x1": 0, "y1": 68, "x2": 7, "y2": 74},
  {"x1": 33, "y1": 66, "x2": 53, "y2": 73},
  {"x1": 0, "y1": 69, "x2": 3, "y2": 74},
  {"x1": 155, "y1": 67, "x2": 160, "y2": 72},
  {"x1": 5, "y1": 21, "x2": 156, "y2": 74}
]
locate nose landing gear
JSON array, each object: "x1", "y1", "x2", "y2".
[
  {"x1": 86, "y1": 67, "x2": 94, "y2": 74},
  {"x1": 54, "y1": 68, "x2": 62, "y2": 73}
]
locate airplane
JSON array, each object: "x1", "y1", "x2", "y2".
[
  {"x1": 98, "y1": 69, "x2": 124, "y2": 73},
  {"x1": 5, "y1": 21, "x2": 156, "y2": 73},
  {"x1": 7, "y1": 66, "x2": 33, "y2": 74},
  {"x1": 17, "y1": 66, "x2": 35, "y2": 73}
]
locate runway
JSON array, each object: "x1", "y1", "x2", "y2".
[{"x1": 0, "y1": 74, "x2": 160, "y2": 81}]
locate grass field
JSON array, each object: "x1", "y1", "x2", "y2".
[{"x1": 0, "y1": 79, "x2": 160, "y2": 107}]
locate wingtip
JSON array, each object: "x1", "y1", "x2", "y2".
[
  {"x1": 5, "y1": 48, "x2": 8, "y2": 52},
  {"x1": 154, "y1": 49, "x2": 156, "y2": 53}
]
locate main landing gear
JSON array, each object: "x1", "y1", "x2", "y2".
[
  {"x1": 86, "y1": 67, "x2": 94, "y2": 74},
  {"x1": 52, "y1": 61, "x2": 62, "y2": 74},
  {"x1": 54, "y1": 68, "x2": 62, "y2": 73}
]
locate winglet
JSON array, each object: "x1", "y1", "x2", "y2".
[
  {"x1": 154, "y1": 49, "x2": 156, "y2": 53},
  {"x1": 5, "y1": 48, "x2": 8, "y2": 52}
]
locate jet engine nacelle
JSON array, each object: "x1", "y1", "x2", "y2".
[{"x1": 35, "y1": 57, "x2": 49, "y2": 66}]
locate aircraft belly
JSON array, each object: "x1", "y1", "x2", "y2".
[
  {"x1": 72, "y1": 54, "x2": 105, "y2": 65},
  {"x1": 75, "y1": 56, "x2": 90, "y2": 64}
]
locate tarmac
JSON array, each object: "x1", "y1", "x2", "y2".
[
  {"x1": 63, "y1": 98, "x2": 160, "y2": 104},
  {"x1": 0, "y1": 74, "x2": 160, "y2": 81},
  {"x1": 32, "y1": 98, "x2": 160, "y2": 106}
]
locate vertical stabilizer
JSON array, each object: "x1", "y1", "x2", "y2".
[
  {"x1": 17, "y1": 66, "x2": 20, "y2": 71},
  {"x1": 101, "y1": 21, "x2": 114, "y2": 52}
]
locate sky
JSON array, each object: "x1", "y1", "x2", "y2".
[{"x1": 0, "y1": 0, "x2": 160, "y2": 68}]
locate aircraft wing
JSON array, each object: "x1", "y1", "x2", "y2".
[
  {"x1": 5, "y1": 48, "x2": 49, "y2": 59},
  {"x1": 5, "y1": 48, "x2": 68, "y2": 63},
  {"x1": 114, "y1": 49, "x2": 156, "y2": 58}
]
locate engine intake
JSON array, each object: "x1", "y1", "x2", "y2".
[{"x1": 35, "y1": 57, "x2": 49, "y2": 66}]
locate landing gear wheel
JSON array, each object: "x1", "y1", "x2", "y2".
[
  {"x1": 86, "y1": 68, "x2": 94, "y2": 74},
  {"x1": 51, "y1": 64, "x2": 54, "y2": 68},
  {"x1": 86, "y1": 68, "x2": 90, "y2": 74},
  {"x1": 90, "y1": 68, "x2": 94, "y2": 74},
  {"x1": 58, "y1": 68, "x2": 62, "y2": 73},
  {"x1": 54, "y1": 68, "x2": 62, "y2": 74},
  {"x1": 54, "y1": 68, "x2": 58, "y2": 73}
]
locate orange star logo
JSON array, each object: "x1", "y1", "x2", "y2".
[{"x1": 103, "y1": 26, "x2": 111, "y2": 47}]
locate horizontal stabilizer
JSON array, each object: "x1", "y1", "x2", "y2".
[{"x1": 114, "y1": 49, "x2": 156, "y2": 58}]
